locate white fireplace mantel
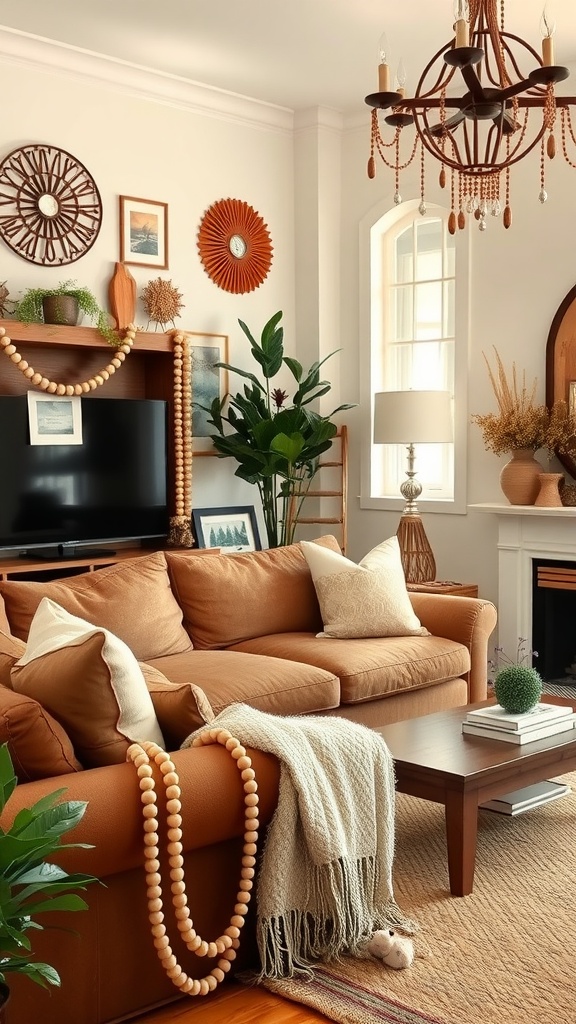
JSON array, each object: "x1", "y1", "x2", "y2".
[{"x1": 470, "y1": 503, "x2": 576, "y2": 659}]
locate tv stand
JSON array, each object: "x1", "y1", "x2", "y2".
[{"x1": 19, "y1": 546, "x2": 117, "y2": 561}]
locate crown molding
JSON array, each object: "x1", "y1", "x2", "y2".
[{"x1": 0, "y1": 25, "x2": 294, "y2": 134}]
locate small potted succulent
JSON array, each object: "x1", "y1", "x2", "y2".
[
  {"x1": 490, "y1": 638, "x2": 543, "y2": 713},
  {"x1": 15, "y1": 280, "x2": 117, "y2": 344},
  {"x1": 0, "y1": 743, "x2": 98, "y2": 1016}
]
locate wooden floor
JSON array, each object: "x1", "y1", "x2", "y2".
[{"x1": 131, "y1": 981, "x2": 331, "y2": 1023}]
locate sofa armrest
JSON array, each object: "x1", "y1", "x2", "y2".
[
  {"x1": 409, "y1": 593, "x2": 497, "y2": 703},
  {"x1": 0, "y1": 744, "x2": 280, "y2": 880}
]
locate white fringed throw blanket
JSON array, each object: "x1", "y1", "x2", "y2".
[{"x1": 182, "y1": 704, "x2": 415, "y2": 979}]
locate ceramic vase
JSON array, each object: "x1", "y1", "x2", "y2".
[
  {"x1": 534, "y1": 472, "x2": 564, "y2": 507},
  {"x1": 499, "y1": 449, "x2": 542, "y2": 505}
]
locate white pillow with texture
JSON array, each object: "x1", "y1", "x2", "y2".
[
  {"x1": 301, "y1": 537, "x2": 428, "y2": 639},
  {"x1": 12, "y1": 597, "x2": 164, "y2": 760}
]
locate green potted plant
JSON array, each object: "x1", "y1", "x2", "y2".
[
  {"x1": 15, "y1": 280, "x2": 118, "y2": 345},
  {"x1": 490, "y1": 638, "x2": 543, "y2": 713},
  {"x1": 0, "y1": 743, "x2": 99, "y2": 1015},
  {"x1": 197, "y1": 311, "x2": 354, "y2": 548}
]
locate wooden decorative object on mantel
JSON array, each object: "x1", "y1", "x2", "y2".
[
  {"x1": 108, "y1": 262, "x2": 137, "y2": 330},
  {"x1": 546, "y1": 282, "x2": 576, "y2": 480}
]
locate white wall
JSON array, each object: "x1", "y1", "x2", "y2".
[
  {"x1": 0, "y1": 30, "x2": 296, "y2": 544},
  {"x1": 339, "y1": 109, "x2": 576, "y2": 607},
  {"x1": 4, "y1": 28, "x2": 576, "y2": 613}
]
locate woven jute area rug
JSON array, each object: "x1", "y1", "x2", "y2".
[{"x1": 261, "y1": 772, "x2": 576, "y2": 1024}]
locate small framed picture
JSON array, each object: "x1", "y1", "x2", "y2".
[
  {"x1": 119, "y1": 195, "x2": 168, "y2": 269},
  {"x1": 190, "y1": 334, "x2": 229, "y2": 455},
  {"x1": 192, "y1": 506, "x2": 261, "y2": 553},
  {"x1": 27, "y1": 392, "x2": 83, "y2": 446}
]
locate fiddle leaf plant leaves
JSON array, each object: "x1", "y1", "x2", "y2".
[
  {"x1": 0, "y1": 743, "x2": 100, "y2": 989},
  {"x1": 195, "y1": 311, "x2": 356, "y2": 547}
]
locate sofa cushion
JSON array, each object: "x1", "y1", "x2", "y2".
[
  {"x1": 0, "y1": 685, "x2": 83, "y2": 781},
  {"x1": 0, "y1": 629, "x2": 26, "y2": 688},
  {"x1": 0, "y1": 595, "x2": 9, "y2": 635},
  {"x1": 228, "y1": 632, "x2": 470, "y2": 704},
  {"x1": 144, "y1": 649, "x2": 340, "y2": 724},
  {"x1": 165, "y1": 535, "x2": 342, "y2": 650},
  {"x1": 301, "y1": 537, "x2": 427, "y2": 639},
  {"x1": 141, "y1": 663, "x2": 215, "y2": 750},
  {"x1": 0, "y1": 551, "x2": 193, "y2": 661},
  {"x1": 11, "y1": 598, "x2": 164, "y2": 767}
]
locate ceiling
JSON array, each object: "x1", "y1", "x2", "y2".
[{"x1": 1, "y1": 1, "x2": 575, "y2": 115}]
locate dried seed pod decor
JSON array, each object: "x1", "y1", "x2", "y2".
[{"x1": 142, "y1": 277, "x2": 184, "y2": 331}]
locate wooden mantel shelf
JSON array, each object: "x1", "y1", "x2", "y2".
[
  {"x1": 0, "y1": 319, "x2": 174, "y2": 353},
  {"x1": 469, "y1": 503, "x2": 576, "y2": 517}
]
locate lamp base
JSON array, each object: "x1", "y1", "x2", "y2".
[{"x1": 396, "y1": 513, "x2": 436, "y2": 584}]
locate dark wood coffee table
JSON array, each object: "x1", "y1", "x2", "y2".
[{"x1": 376, "y1": 698, "x2": 576, "y2": 897}]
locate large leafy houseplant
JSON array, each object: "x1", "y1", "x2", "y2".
[
  {"x1": 0, "y1": 743, "x2": 98, "y2": 998},
  {"x1": 198, "y1": 311, "x2": 353, "y2": 547}
]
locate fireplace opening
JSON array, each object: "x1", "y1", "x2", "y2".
[{"x1": 532, "y1": 559, "x2": 576, "y2": 686}]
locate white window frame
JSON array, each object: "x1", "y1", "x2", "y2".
[{"x1": 359, "y1": 198, "x2": 469, "y2": 515}]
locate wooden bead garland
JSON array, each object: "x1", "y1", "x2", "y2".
[
  {"x1": 126, "y1": 732, "x2": 259, "y2": 997},
  {"x1": 167, "y1": 330, "x2": 193, "y2": 548},
  {"x1": 0, "y1": 324, "x2": 135, "y2": 394}
]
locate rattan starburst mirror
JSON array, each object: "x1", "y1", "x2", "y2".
[{"x1": 197, "y1": 198, "x2": 273, "y2": 294}]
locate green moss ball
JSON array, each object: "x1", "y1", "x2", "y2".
[{"x1": 494, "y1": 665, "x2": 543, "y2": 714}]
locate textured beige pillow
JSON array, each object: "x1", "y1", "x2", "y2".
[
  {"x1": 301, "y1": 537, "x2": 427, "y2": 639},
  {"x1": 0, "y1": 551, "x2": 192, "y2": 660},
  {"x1": 11, "y1": 598, "x2": 164, "y2": 767}
]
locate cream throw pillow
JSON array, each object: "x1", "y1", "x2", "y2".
[
  {"x1": 301, "y1": 537, "x2": 427, "y2": 639},
  {"x1": 11, "y1": 597, "x2": 164, "y2": 767}
]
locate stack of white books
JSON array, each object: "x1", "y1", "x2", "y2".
[{"x1": 462, "y1": 701, "x2": 576, "y2": 744}]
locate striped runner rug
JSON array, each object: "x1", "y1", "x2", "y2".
[{"x1": 261, "y1": 770, "x2": 576, "y2": 1024}]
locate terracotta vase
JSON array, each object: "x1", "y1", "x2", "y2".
[
  {"x1": 499, "y1": 449, "x2": 543, "y2": 505},
  {"x1": 534, "y1": 472, "x2": 564, "y2": 507}
]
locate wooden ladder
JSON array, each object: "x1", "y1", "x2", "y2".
[{"x1": 287, "y1": 425, "x2": 348, "y2": 553}]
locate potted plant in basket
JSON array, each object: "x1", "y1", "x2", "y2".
[
  {"x1": 15, "y1": 280, "x2": 118, "y2": 344},
  {"x1": 196, "y1": 310, "x2": 354, "y2": 548},
  {"x1": 0, "y1": 743, "x2": 99, "y2": 1016}
]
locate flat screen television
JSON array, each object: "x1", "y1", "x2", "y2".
[{"x1": 0, "y1": 395, "x2": 169, "y2": 557}]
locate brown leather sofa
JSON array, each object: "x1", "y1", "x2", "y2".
[{"x1": 0, "y1": 537, "x2": 497, "y2": 1023}]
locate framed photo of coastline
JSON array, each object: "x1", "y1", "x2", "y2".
[
  {"x1": 192, "y1": 506, "x2": 261, "y2": 553},
  {"x1": 189, "y1": 334, "x2": 229, "y2": 455},
  {"x1": 119, "y1": 195, "x2": 168, "y2": 269}
]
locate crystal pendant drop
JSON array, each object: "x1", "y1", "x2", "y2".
[
  {"x1": 539, "y1": 188, "x2": 548, "y2": 204},
  {"x1": 418, "y1": 200, "x2": 427, "y2": 216},
  {"x1": 393, "y1": 191, "x2": 402, "y2": 205},
  {"x1": 492, "y1": 200, "x2": 501, "y2": 217},
  {"x1": 466, "y1": 198, "x2": 474, "y2": 213},
  {"x1": 479, "y1": 217, "x2": 487, "y2": 232}
]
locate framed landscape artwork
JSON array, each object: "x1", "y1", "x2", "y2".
[
  {"x1": 189, "y1": 333, "x2": 229, "y2": 454},
  {"x1": 192, "y1": 506, "x2": 261, "y2": 553},
  {"x1": 119, "y1": 195, "x2": 168, "y2": 268},
  {"x1": 27, "y1": 392, "x2": 83, "y2": 446}
]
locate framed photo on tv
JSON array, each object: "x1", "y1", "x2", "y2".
[
  {"x1": 27, "y1": 392, "x2": 83, "y2": 446},
  {"x1": 192, "y1": 506, "x2": 261, "y2": 553}
]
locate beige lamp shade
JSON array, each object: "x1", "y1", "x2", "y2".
[{"x1": 373, "y1": 390, "x2": 453, "y2": 445}]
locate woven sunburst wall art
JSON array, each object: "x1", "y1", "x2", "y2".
[{"x1": 197, "y1": 198, "x2": 273, "y2": 294}]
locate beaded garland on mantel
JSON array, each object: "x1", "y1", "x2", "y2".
[
  {"x1": 126, "y1": 732, "x2": 260, "y2": 996},
  {"x1": 0, "y1": 323, "x2": 194, "y2": 550}
]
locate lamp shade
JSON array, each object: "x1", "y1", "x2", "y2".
[{"x1": 373, "y1": 390, "x2": 453, "y2": 445}]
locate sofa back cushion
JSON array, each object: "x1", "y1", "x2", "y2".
[
  {"x1": 11, "y1": 598, "x2": 165, "y2": 767},
  {"x1": 0, "y1": 551, "x2": 192, "y2": 661},
  {"x1": 0, "y1": 595, "x2": 9, "y2": 635},
  {"x1": 166, "y1": 535, "x2": 342, "y2": 649},
  {"x1": 0, "y1": 684, "x2": 83, "y2": 781},
  {"x1": 0, "y1": 629, "x2": 26, "y2": 688}
]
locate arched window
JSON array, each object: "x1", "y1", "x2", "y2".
[{"x1": 360, "y1": 200, "x2": 468, "y2": 515}]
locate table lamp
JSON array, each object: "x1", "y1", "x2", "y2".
[{"x1": 373, "y1": 389, "x2": 453, "y2": 583}]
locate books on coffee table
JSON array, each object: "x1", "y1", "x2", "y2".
[
  {"x1": 462, "y1": 702, "x2": 576, "y2": 744},
  {"x1": 480, "y1": 779, "x2": 571, "y2": 815}
]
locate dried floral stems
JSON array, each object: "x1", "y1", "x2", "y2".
[
  {"x1": 126, "y1": 733, "x2": 259, "y2": 996},
  {"x1": 0, "y1": 325, "x2": 134, "y2": 393}
]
